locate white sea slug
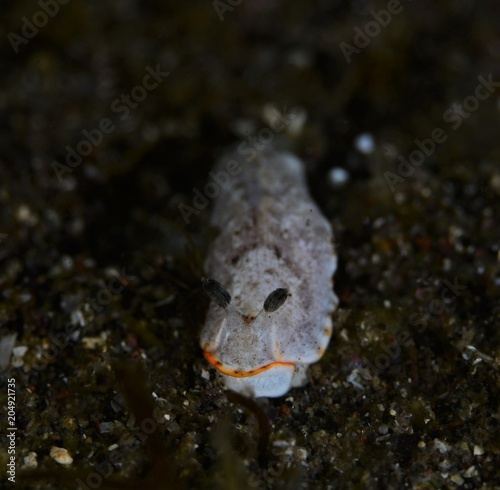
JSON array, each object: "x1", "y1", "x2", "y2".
[{"x1": 200, "y1": 147, "x2": 338, "y2": 398}]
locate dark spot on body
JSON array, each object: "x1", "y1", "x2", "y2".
[{"x1": 243, "y1": 314, "x2": 256, "y2": 325}]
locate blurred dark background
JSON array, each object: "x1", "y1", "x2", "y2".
[{"x1": 1, "y1": 1, "x2": 499, "y2": 488}]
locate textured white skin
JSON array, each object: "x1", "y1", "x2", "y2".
[
  {"x1": 200, "y1": 148, "x2": 338, "y2": 397},
  {"x1": 223, "y1": 364, "x2": 296, "y2": 398}
]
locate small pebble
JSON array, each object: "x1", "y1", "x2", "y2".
[
  {"x1": 23, "y1": 452, "x2": 38, "y2": 469},
  {"x1": 0, "y1": 333, "x2": 17, "y2": 369},
  {"x1": 16, "y1": 204, "x2": 38, "y2": 225},
  {"x1": 273, "y1": 439, "x2": 295, "y2": 448},
  {"x1": 296, "y1": 447, "x2": 308, "y2": 461},
  {"x1": 286, "y1": 107, "x2": 307, "y2": 136},
  {"x1": 50, "y1": 446, "x2": 73, "y2": 465},
  {"x1": 354, "y1": 132, "x2": 375, "y2": 154},
  {"x1": 464, "y1": 465, "x2": 477, "y2": 478},
  {"x1": 82, "y1": 335, "x2": 107, "y2": 349},
  {"x1": 328, "y1": 167, "x2": 349, "y2": 187},
  {"x1": 98, "y1": 421, "x2": 114, "y2": 434},
  {"x1": 434, "y1": 439, "x2": 451, "y2": 454},
  {"x1": 12, "y1": 345, "x2": 28, "y2": 357}
]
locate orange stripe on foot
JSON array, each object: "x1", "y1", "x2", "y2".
[{"x1": 203, "y1": 350, "x2": 295, "y2": 378}]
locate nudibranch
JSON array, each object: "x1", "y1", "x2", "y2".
[{"x1": 200, "y1": 148, "x2": 338, "y2": 397}]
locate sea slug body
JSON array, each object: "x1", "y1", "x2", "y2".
[{"x1": 200, "y1": 147, "x2": 338, "y2": 398}]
